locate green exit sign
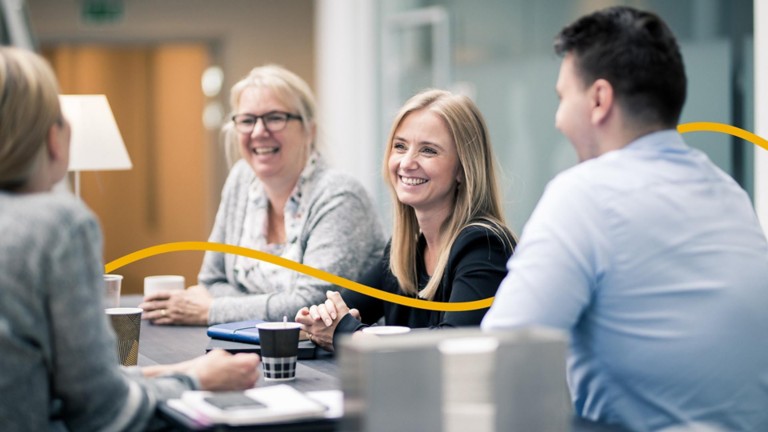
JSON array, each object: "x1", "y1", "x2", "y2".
[{"x1": 82, "y1": 0, "x2": 124, "y2": 24}]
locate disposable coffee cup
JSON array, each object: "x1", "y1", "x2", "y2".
[
  {"x1": 256, "y1": 322, "x2": 302, "y2": 381},
  {"x1": 361, "y1": 325, "x2": 411, "y2": 336},
  {"x1": 103, "y1": 274, "x2": 123, "y2": 309},
  {"x1": 106, "y1": 307, "x2": 143, "y2": 366},
  {"x1": 143, "y1": 275, "x2": 185, "y2": 296}
]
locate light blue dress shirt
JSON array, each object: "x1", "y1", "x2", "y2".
[{"x1": 483, "y1": 130, "x2": 768, "y2": 431}]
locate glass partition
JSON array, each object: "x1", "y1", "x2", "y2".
[{"x1": 375, "y1": 0, "x2": 754, "y2": 233}]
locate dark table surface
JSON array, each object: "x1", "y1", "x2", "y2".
[
  {"x1": 125, "y1": 296, "x2": 623, "y2": 432},
  {"x1": 124, "y1": 295, "x2": 339, "y2": 393}
]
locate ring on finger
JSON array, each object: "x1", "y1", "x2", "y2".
[{"x1": 161, "y1": 309, "x2": 167, "y2": 317}]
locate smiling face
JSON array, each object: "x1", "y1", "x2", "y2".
[
  {"x1": 387, "y1": 109, "x2": 462, "y2": 218},
  {"x1": 236, "y1": 86, "x2": 312, "y2": 184}
]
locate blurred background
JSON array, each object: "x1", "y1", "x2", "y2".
[{"x1": 1, "y1": 0, "x2": 758, "y2": 293}]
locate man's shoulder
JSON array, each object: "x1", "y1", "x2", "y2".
[
  {"x1": 545, "y1": 162, "x2": 604, "y2": 197},
  {"x1": 548, "y1": 151, "x2": 648, "y2": 198}
]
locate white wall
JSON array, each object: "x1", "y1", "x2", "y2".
[{"x1": 315, "y1": 0, "x2": 379, "y2": 199}]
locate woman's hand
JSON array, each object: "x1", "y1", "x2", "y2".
[
  {"x1": 295, "y1": 291, "x2": 360, "y2": 352},
  {"x1": 140, "y1": 285, "x2": 212, "y2": 326}
]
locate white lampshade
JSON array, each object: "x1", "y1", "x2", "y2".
[{"x1": 60, "y1": 94, "x2": 132, "y2": 172}]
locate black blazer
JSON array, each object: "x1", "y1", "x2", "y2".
[{"x1": 335, "y1": 225, "x2": 515, "y2": 343}]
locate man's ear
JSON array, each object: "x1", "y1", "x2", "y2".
[{"x1": 590, "y1": 78, "x2": 614, "y2": 125}]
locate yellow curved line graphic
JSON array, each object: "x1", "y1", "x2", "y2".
[
  {"x1": 105, "y1": 241, "x2": 493, "y2": 312},
  {"x1": 105, "y1": 123, "x2": 768, "y2": 313},
  {"x1": 677, "y1": 122, "x2": 768, "y2": 151}
]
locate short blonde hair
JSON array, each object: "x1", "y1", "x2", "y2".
[
  {"x1": 0, "y1": 47, "x2": 61, "y2": 191},
  {"x1": 383, "y1": 89, "x2": 515, "y2": 299},
  {"x1": 222, "y1": 64, "x2": 317, "y2": 166}
]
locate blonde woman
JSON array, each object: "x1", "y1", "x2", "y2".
[
  {"x1": 296, "y1": 89, "x2": 515, "y2": 351},
  {"x1": 141, "y1": 65, "x2": 384, "y2": 324},
  {"x1": 0, "y1": 47, "x2": 259, "y2": 431}
]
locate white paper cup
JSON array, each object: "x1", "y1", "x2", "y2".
[
  {"x1": 361, "y1": 325, "x2": 411, "y2": 336},
  {"x1": 143, "y1": 275, "x2": 185, "y2": 296},
  {"x1": 103, "y1": 274, "x2": 122, "y2": 309}
]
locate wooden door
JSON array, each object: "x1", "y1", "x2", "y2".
[{"x1": 42, "y1": 44, "x2": 214, "y2": 294}]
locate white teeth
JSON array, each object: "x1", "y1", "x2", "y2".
[
  {"x1": 253, "y1": 147, "x2": 279, "y2": 155},
  {"x1": 400, "y1": 176, "x2": 427, "y2": 186}
]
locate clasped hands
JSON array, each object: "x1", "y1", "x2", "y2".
[
  {"x1": 295, "y1": 290, "x2": 360, "y2": 352},
  {"x1": 140, "y1": 284, "x2": 212, "y2": 325}
]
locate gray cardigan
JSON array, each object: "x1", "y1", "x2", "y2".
[
  {"x1": 0, "y1": 192, "x2": 197, "y2": 432},
  {"x1": 199, "y1": 156, "x2": 385, "y2": 323}
]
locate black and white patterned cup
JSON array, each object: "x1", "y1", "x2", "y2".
[{"x1": 256, "y1": 322, "x2": 302, "y2": 381}]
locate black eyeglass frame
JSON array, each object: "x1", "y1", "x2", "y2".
[{"x1": 231, "y1": 111, "x2": 303, "y2": 134}]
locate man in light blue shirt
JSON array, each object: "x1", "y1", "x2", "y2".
[{"x1": 482, "y1": 6, "x2": 768, "y2": 432}]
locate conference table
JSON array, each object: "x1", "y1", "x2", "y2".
[
  {"x1": 123, "y1": 295, "x2": 338, "y2": 431},
  {"x1": 124, "y1": 296, "x2": 622, "y2": 432}
]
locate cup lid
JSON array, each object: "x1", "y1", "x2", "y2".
[
  {"x1": 361, "y1": 325, "x2": 411, "y2": 335},
  {"x1": 105, "y1": 307, "x2": 143, "y2": 315},
  {"x1": 256, "y1": 322, "x2": 303, "y2": 330}
]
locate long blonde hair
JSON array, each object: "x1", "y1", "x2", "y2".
[
  {"x1": 221, "y1": 64, "x2": 318, "y2": 166},
  {"x1": 383, "y1": 89, "x2": 515, "y2": 299},
  {"x1": 0, "y1": 47, "x2": 62, "y2": 191}
]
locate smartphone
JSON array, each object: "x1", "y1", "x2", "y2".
[{"x1": 203, "y1": 392, "x2": 268, "y2": 411}]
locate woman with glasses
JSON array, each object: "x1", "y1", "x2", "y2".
[
  {"x1": 296, "y1": 89, "x2": 516, "y2": 351},
  {"x1": 141, "y1": 64, "x2": 384, "y2": 325}
]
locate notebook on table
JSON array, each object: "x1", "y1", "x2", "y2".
[
  {"x1": 206, "y1": 319, "x2": 317, "y2": 359},
  {"x1": 207, "y1": 319, "x2": 266, "y2": 344}
]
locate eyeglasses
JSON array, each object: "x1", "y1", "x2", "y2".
[{"x1": 231, "y1": 111, "x2": 303, "y2": 134}]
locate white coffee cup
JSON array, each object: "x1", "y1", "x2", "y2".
[
  {"x1": 143, "y1": 275, "x2": 185, "y2": 296},
  {"x1": 361, "y1": 325, "x2": 411, "y2": 336}
]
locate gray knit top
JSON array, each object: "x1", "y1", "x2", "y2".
[
  {"x1": 0, "y1": 191, "x2": 197, "y2": 432},
  {"x1": 199, "y1": 154, "x2": 385, "y2": 323}
]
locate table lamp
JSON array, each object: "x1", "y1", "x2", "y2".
[{"x1": 60, "y1": 94, "x2": 132, "y2": 197}]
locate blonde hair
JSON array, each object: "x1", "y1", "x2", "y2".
[
  {"x1": 384, "y1": 89, "x2": 515, "y2": 299},
  {"x1": 0, "y1": 47, "x2": 62, "y2": 191},
  {"x1": 222, "y1": 64, "x2": 317, "y2": 166}
]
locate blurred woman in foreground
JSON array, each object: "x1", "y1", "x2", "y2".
[{"x1": 0, "y1": 47, "x2": 259, "y2": 431}]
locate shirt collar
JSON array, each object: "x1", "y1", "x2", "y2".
[{"x1": 624, "y1": 129, "x2": 688, "y2": 154}]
